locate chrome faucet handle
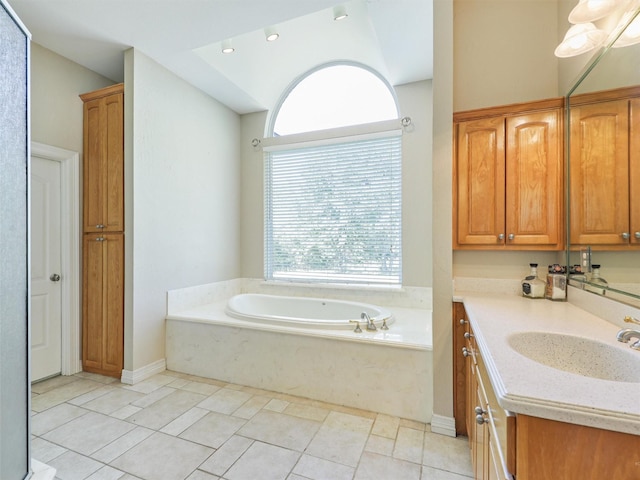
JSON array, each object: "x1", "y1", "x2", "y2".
[
  {"x1": 381, "y1": 317, "x2": 389, "y2": 330},
  {"x1": 349, "y1": 320, "x2": 362, "y2": 333},
  {"x1": 361, "y1": 312, "x2": 377, "y2": 331}
]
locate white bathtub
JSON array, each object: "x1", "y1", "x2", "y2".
[
  {"x1": 166, "y1": 284, "x2": 432, "y2": 423},
  {"x1": 225, "y1": 293, "x2": 394, "y2": 329}
]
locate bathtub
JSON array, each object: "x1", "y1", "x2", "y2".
[
  {"x1": 166, "y1": 283, "x2": 432, "y2": 423},
  {"x1": 225, "y1": 293, "x2": 394, "y2": 329}
]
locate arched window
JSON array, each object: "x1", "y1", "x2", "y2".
[
  {"x1": 272, "y1": 64, "x2": 398, "y2": 136},
  {"x1": 264, "y1": 63, "x2": 403, "y2": 285}
]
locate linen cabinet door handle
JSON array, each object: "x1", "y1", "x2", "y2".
[
  {"x1": 96, "y1": 237, "x2": 105, "y2": 242},
  {"x1": 634, "y1": 232, "x2": 640, "y2": 239},
  {"x1": 622, "y1": 232, "x2": 630, "y2": 240},
  {"x1": 498, "y1": 234, "x2": 505, "y2": 241},
  {"x1": 508, "y1": 233, "x2": 515, "y2": 241}
]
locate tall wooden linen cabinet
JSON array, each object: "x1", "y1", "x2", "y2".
[{"x1": 80, "y1": 84, "x2": 124, "y2": 378}]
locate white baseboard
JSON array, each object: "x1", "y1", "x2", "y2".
[
  {"x1": 430, "y1": 413, "x2": 457, "y2": 437},
  {"x1": 120, "y1": 358, "x2": 166, "y2": 385}
]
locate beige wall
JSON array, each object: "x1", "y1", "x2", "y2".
[
  {"x1": 239, "y1": 80, "x2": 434, "y2": 287},
  {"x1": 453, "y1": 0, "x2": 560, "y2": 112},
  {"x1": 31, "y1": 43, "x2": 113, "y2": 151},
  {"x1": 124, "y1": 49, "x2": 242, "y2": 372}
]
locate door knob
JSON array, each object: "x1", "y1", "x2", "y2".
[{"x1": 49, "y1": 273, "x2": 61, "y2": 282}]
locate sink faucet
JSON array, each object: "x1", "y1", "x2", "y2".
[
  {"x1": 361, "y1": 312, "x2": 377, "y2": 331},
  {"x1": 616, "y1": 329, "x2": 640, "y2": 350}
]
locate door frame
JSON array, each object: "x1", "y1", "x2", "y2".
[{"x1": 31, "y1": 142, "x2": 81, "y2": 376}]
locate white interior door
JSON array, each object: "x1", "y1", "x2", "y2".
[{"x1": 31, "y1": 155, "x2": 62, "y2": 382}]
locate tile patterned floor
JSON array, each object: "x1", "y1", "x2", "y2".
[{"x1": 31, "y1": 371, "x2": 473, "y2": 480}]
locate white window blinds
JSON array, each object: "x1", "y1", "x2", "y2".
[{"x1": 265, "y1": 133, "x2": 402, "y2": 285}]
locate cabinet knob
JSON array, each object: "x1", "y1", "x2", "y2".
[
  {"x1": 498, "y1": 233, "x2": 505, "y2": 241},
  {"x1": 508, "y1": 233, "x2": 515, "y2": 241},
  {"x1": 96, "y1": 224, "x2": 105, "y2": 229},
  {"x1": 464, "y1": 332, "x2": 473, "y2": 339},
  {"x1": 459, "y1": 318, "x2": 468, "y2": 325},
  {"x1": 462, "y1": 347, "x2": 470, "y2": 357},
  {"x1": 476, "y1": 414, "x2": 489, "y2": 425},
  {"x1": 474, "y1": 406, "x2": 486, "y2": 415},
  {"x1": 622, "y1": 232, "x2": 630, "y2": 240},
  {"x1": 635, "y1": 232, "x2": 640, "y2": 240},
  {"x1": 96, "y1": 237, "x2": 105, "y2": 242}
]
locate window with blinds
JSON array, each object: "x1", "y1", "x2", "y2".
[{"x1": 265, "y1": 133, "x2": 402, "y2": 285}]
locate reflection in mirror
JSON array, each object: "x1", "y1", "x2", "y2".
[{"x1": 567, "y1": 5, "x2": 640, "y2": 307}]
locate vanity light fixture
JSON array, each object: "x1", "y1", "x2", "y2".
[
  {"x1": 613, "y1": 10, "x2": 640, "y2": 47},
  {"x1": 333, "y1": 5, "x2": 348, "y2": 21},
  {"x1": 221, "y1": 38, "x2": 234, "y2": 54},
  {"x1": 568, "y1": 0, "x2": 619, "y2": 23},
  {"x1": 554, "y1": 22, "x2": 607, "y2": 57},
  {"x1": 265, "y1": 26, "x2": 279, "y2": 42}
]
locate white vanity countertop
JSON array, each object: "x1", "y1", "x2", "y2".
[{"x1": 455, "y1": 292, "x2": 640, "y2": 436}]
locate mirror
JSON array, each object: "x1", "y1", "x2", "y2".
[{"x1": 566, "y1": 6, "x2": 640, "y2": 307}]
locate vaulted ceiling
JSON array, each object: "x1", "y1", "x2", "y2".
[{"x1": 9, "y1": 0, "x2": 432, "y2": 114}]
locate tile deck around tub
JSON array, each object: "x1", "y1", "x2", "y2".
[{"x1": 31, "y1": 371, "x2": 473, "y2": 480}]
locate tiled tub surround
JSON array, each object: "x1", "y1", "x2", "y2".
[
  {"x1": 166, "y1": 280, "x2": 433, "y2": 423},
  {"x1": 456, "y1": 291, "x2": 640, "y2": 436}
]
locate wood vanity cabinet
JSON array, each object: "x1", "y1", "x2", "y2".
[
  {"x1": 453, "y1": 100, "x2": 563, "y2": 250},
  {"x1": 569, "y1": 86, "x2": 640, "y2": 248},
  {"x1": 81, "y1": 84, "x2": 124, "y2": 378},
  {"x1": 453, "y1": 302, "x2": 640, "y2": 480},
  {"x1": 455, "y1": 307, "x2": 514, "y2": 480}
]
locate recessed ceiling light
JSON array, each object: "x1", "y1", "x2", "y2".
[
  {"x1": 265, "y1": 26, "x2": 280, "y2": 42},
  {"x1": 333, "y1": 5, "x2": 348, "y2": 21},
  {"x1": 221, "y1": 38, "x2": 234, "y2": 54}
]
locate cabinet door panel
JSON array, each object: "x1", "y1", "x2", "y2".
[
  {"x1": 83, "y1": 99, "x2": 105, "y2": 233},
  {"x1": 570, "y1": 100, "x2": 629, "y2": 245},
  {"x1": 82, "y1": 234, "x2": 104, "y2": 371},
  {"x1": 103, "y1": 234, "x2": 124, "y2": 375},
  {"x1": 506, "y1": 110, "x2": 562, "y2": 247},
  {"x1": 104, "y1": 93, "x2": 124, "y2": 232},
  {"x1": 456, "y1": 117, "x2": 506, "y2": 246},
  {"x1": 631, "y1": 98, "x2": 640, "y2": 245}
]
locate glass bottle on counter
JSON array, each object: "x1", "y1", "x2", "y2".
[
  {"x1": 522, "y1": 263, "x2": 545, "y2": 298},
  {"x1": 585, "y1": 264, "x2": 608, "y2": 295}
]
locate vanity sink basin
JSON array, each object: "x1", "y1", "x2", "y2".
[{"x1": 508, "y1": 332, "x2": 640, "y2": 383}]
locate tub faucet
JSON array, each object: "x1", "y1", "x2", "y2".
[
  {"x1": 616, "y1": 328, "x2": 640, "y2": 350},
  {"x1": 361, "y1": 312, "x2": 377, "y2": 331}
]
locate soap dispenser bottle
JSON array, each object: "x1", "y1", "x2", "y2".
[
  {"x1": 585, "y1": 264, "x2": 608, "y2": 295},
  {"x1": 522, "y1": 263, "x2": 545, "y2": 298}
]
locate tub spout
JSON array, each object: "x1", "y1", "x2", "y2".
[{"x1": 361, "y1": 312, "x2": 377, "y2": 331}]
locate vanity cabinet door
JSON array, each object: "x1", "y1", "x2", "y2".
[
  {"x1": 569, "y1": 99, "x2": 630, "y2": 245},
  {"x1": 505, "y1": 110, "x2": 562, "y2": 247},
  {"x1": 455, "y1": 117, "x2": 506, "y2": 247},
  {"x1": 630, "y1": 98, "x2": 640, "y2": 245}
]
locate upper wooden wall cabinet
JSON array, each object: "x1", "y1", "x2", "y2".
[
  {"x1": 569, "y1": 86, "x2": 640, "y2": 249},
  {"x1": 453, "y1": 99, "x2": 564, "y2": 250},
  {"x1": 80, "y1": 84, "x2": 124, "y2": 234}
]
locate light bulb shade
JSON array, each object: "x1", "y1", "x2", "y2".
[
  {"x1": 264, "y1": 26, "x2": 279, "y2": 42},
  {"x1": 333, "y1": 5, "x2": 348, "y2": 21},
  {"x1": 568, "y1": 0, "x2": 619, "y2": 24},
  {"x1": 613, "y1": 12, "x2": 640, "y2": 47},
  {"x1": 221, "y1": 38, "x2": 234, "y2": 54},
  {"x1": 554, "y1": 23, "x2": 607, "y2": 57}
]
